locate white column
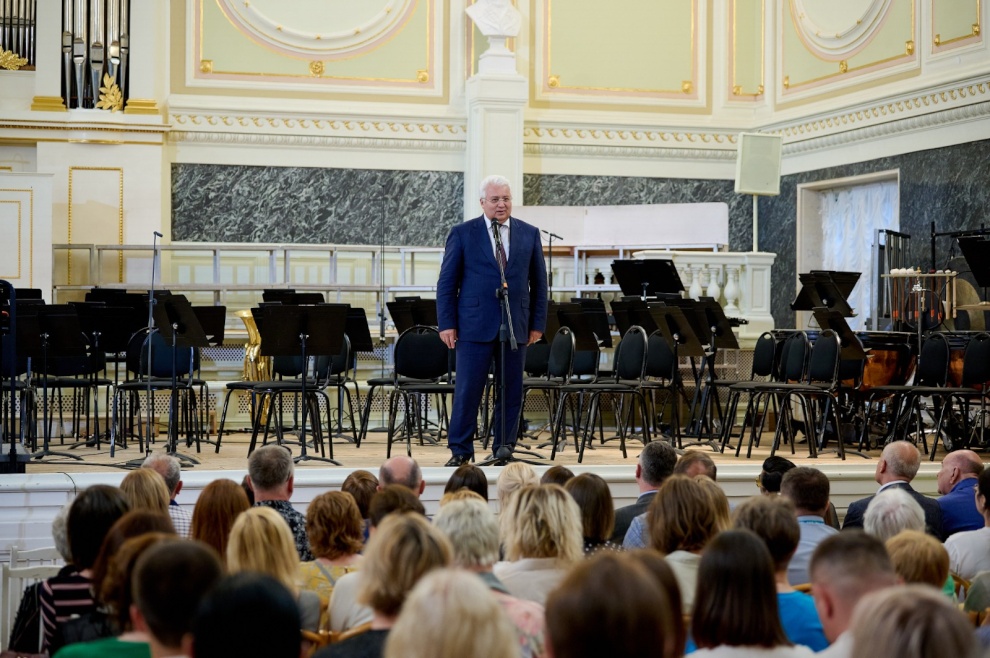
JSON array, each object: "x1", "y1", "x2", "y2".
[
  {"x1": 464, "y1": 73, "x2": 527, "y2": 219},
  {"x1": 30, "y1": 0, "x2": 67, "y2": 111},
  {"x1": 123, "y1": 0, "x2": 165, "y2": 114}
]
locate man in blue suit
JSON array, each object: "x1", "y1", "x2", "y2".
[{"x1": 437, "y1": 175, "x2": 548, "y2": 466}]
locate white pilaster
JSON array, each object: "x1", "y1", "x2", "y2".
[
  {"x1": 123, "y1": 0, "x2": 166, "y2": 114},
  {"x1": 464, "y1": 73, "x2": 527, "y2": 218},
  {"x1": 29, "y1": 0, "x2": 66, "y2": 111}
]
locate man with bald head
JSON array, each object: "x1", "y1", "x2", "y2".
[
  {"x1": 379, "y1": 456, "x2": 425, "y2": 498},
  {"x1": 841, "y1": 440, "x2": 943, "y2": 539},
  {"x1": 936, "y1": 449, "x2": 985, "y2": 537}
]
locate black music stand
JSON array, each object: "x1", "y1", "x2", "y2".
[
  {"x1": 792, "y1": 271, "x2": 858, "y2": 318},
  {"x1": 0, "y1": 282, "x2": 30, "y2": 473},
  {"x1": 258, "y1": 304, "x2": 347, "y2": 464},
  {"x1": 571, "y1": 298, "x2": 613, "y2": 348},
  {"x1": 611, "y1": 259, "x2": 685, "y2": 299},
  {"x1": 649, "y1": 303, "x2": 706, "y2": 445},
  {"x1": 147, "y1": 295, "x2": 210, "y2": 465}
]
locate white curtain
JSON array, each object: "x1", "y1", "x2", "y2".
[{"x1": 819, "y1": 180, "x2": 898, "y2": 330}]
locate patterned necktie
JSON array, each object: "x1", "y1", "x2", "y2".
[{"x1": 494, "y1": 223, "x2": 507, "y2": 270}]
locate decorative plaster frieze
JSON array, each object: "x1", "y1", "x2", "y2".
[
  {"x1": 169, "y1": 130, "x2": 466, "y2": 152},
  {"x1": 523, "y1": 127, "x2": 737, "y2": 146},
  {"x1": 169, "y1": 113, "x2": 466, "y2": 138},
  {"x1": 522, "y1": 143, "x2": 736, "y2": 161}
]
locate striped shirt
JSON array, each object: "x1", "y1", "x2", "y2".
[{"x1": 39, "y1": 566, "x2": 96, "y2": 652}]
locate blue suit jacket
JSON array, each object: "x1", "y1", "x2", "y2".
[{"x1": 436, "y1": 215, "x2": 547, "y2": 342}]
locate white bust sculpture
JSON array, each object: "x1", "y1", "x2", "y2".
[{"x1": 466, "y1": 0, "x2": 521, "y2": 39}]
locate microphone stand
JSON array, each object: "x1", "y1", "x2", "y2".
[
  {"x1": 541, "y1": 229, "x2": 562, "y2": 301},
  {"x1": 478, "y1": 219, "x2": 543, "y2": 467},
  {"x1": 139, "y1": 231, "x2": 161, "y2": 458}
]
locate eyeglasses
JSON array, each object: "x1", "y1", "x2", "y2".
[{"x1": 485, "y1": 196, "x2": 512, "y2": 204}]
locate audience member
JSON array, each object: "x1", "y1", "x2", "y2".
[
  {"x1": 54, "y1": 534, "x2": 176, "y2": 658},
  {"x1": 299, "y1": 491, "x2": 364, "y2": 629},
  {"x1": 733, "y1": 495, "x2": 828, "y2": 651},
  {"x1": 119, "y1": 469, "x2": 170, "y2": 515},
  {"x1": 342, "y1": 469, "x2": 379, "y2": 540},
  {"x1": 936, "y1": 449, "x2": 985, "y2": 537},
  {"x1": 691, "y1": 530, "x2": 813, "y2": 657},
  {"x1": 884, "y1": 530, "x2": 949, "y2": 589},
  {"x1": 863, "y1": 487, "x2": 925, "y2": 541},
  {"x1": 809, "y1": 532, "x2": 898, "y2": 658},
  {"x1": 240, "y1": 475, "x2": 254, "y2": 505},
  {"x1": 494, "y1": 484, "x2": 583, "y2": 605},
  {"x1": 946, "y1": 467, "x2": 990, "y2": 580},
  {"x1": 564, "y1": 473, "x2": 621, "y2": 555},
  {"x1": 378, "y1": 456, "x2": 424, "y2": 497},
  {"x1": 758, "y1": 456, "x2": 796, "y2": 495},
  {"x1": 540, "y1": 465, "x2": 575, "y2": 487},
  {"x1": 780, "y1": 467, "x2": 838, "y2": 585},
  {"x1": 329, "y1": 485, "x2": 426, "y2": 633},
  {"x1": 849, "y1": 585, "x2": 979, "y2": 658},
  {"x1": 247, "y1": 444, "x2": 313, "y2": 560},
  {"x1": 315, "y1": 513, "x2": 452, "y2": 658},
  {"x1": 191, "y1": 572, "x2": 301, "y2": 658},
  {"x1": 433, "y1": 498, "x2": 546, "y2": 658},
  {"x1": 841, "y1": 440, "x2": 942, "y2": 538},
  {"x1": 384, "y1": 569, "x2": 518, "y2": 658},
  {"x1": 674, "y1": 450, "x2": 717, "y2": 480},
  {"x1": 141, "y1": 454, "x2": 192, "y2": 537},
  {"x1": 496, "y1": 462, "x2": 539, "y2": 511},
  {"x1": 646, "y1": 475, "x2": 728, "y2": 612},
  {"x1": 226, "y1": 506, "x2": 321, "y2": 632},
  {"x1": 546, "y1": 552, "x2": 681, "y2": 658},
  {"x1": 438, "y1": 489, "x2": 486, "y2": 506},
  {"x1": 41, "y1": 485, "x2": 129, "y2": 653},
  {"x1": 132, "y1": 540, "x2": 224, "y2": 658},
  {"x1": 624, "y1": 550, "x2": 685, "y2": 655},
  {"x1": 443, "y1": 462, "x2": 489, "y2": 500},
  {"x1": 613, "y1": 441, "x2": 677, "y2": 544},
  {"x1": 190, "y1": 478, "x2": 251, "y2": 566}
]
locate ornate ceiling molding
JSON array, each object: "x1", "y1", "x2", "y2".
[
  {"x1": 523, "y1": 142, "x2": 736, "y2": 161},
  {"x1": 170, "y1": 130, "x2": 465, "y2": 153},
  {"x1": 790, "y1": 0, "x2": 892, "y2": 60}
]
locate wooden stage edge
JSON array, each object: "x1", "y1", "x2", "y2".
[{"x1": 0, "y1": 431, "x2": 944, "y2": 560}]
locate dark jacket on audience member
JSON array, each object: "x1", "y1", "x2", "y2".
[
  {"x1": 841, "y1": 481, "x2": 944, "y2": 540},
  {"x1": 610, "y1": 491, "x2": 658, "y2": 543}
]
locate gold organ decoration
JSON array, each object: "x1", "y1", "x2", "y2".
[
  {"x1": 96, "y1": 73, "x2": 123, "y2": 111},
  {"x1": 0, "y1": 49, "x2": 28, "y2": 70}
]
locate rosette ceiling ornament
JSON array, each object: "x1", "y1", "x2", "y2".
[
  {"x1": 216, "y1": 0, "x2": 417, "y2": 60},
  {"x1": 790, "y1": 0, "x2": 893, "y2": 59}
]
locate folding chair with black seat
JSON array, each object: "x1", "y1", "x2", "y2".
[
  {"x1": 551, "y1": 325, "x2": 650, "y2": 463},
  {"x1": 922, "y1": 332, "x2": 990, "y2": 460},
  {"x1": 861, "y1": 332, "x2": 951, "y2": 453},
  {"x1": 641, "y1": 330, "x2": 691, "y2": 447},
  {"x1": 519, "y1": 328, "x2": 575, "y2": 443},
  {"x1": 317, "y1": 334, "x2": 363, "y2": 446},
  {"x1": 719, "y1": 331, "x2": 778, "y2": 454},
  {"x1": 248, "y1": 354, "x2": 321, "y2": 456},
  {"x1": 385, "y1": 325, "x2": 455, "y2": 458}
]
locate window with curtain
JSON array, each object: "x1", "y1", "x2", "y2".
[{"x1": 819, "y1": 180, "x2": 898, "y2": 331}]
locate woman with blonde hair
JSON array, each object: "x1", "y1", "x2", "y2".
[
  {"x1": 227, "y1": 506, "x2": 321, "y2": 632},
  {"x1": 647, "y1": 474, "x2": 729, "y2": 612},
  {"x1": 190, "y1": 478, "x2": 250, "y2": 566},
  {"x1": 496, "y1": 462, "x2": 539, "y2": 510},
  {"x1": 384, "y1": 569, "x2": 517, "y2": 658},
  {"x1": 119, "y1": 468, "x2": 170, "y2": 514},
  {"x1": 494, "y1": 484, "x2": 583, "y2": 605},
  {"x1": 299, "y1": 492, "x2": 364, "y2": 628}
]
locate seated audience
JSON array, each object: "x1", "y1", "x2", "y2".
[
  {"x1": 849, "y1": 585, "x2": 979, "y2": 658},
  {"x1": 190, "y1": 478, "x2": 251, "y2": 567},
  {"x1": 131, "y1": 540, "x2": 224, "y2": 658},
  {"x1": 674, "y1": 450, "x2": 717, "y2": 480},
  {"x1": 119, "y1": 469, "x2": 170, "y2": 515},
  {"x1": 314, "y1": 513, "x2": 452, "y2": 658},
  {"x1": 226, "y1": 506, "x2": 321, "y2": 632},
  {"x1": 758, "y1": 456, "x2": 796, "y2": 495},
  {"x1": 54, "y1": 533, "x2": 176, "y2": 658},
  {"x1": 809, "y1": 532, "x2": 898, "y2": 658},
  {"x1": 646, "y1": 475, "x2": 728, "y2": 612},
  {"x1": 496, "y1": 461, "x2": 539, "y2": 511},
  {"x1": 780, "y1": 467, "x2": 838, "y2": 585},
  {"x1": 378, "y1": 456, "x2": 424, "y2": 497},
  {"x1": 443, "y1": 462, "x2": 489, "y2": 500},
  {"x1": 936, "y1": 449, "x2": 985, "y2": 538},
  {"x1": 328, "y1": 485, "x2": 426, "y2": 632},
  {"x1": 945, "y1": 467, "x2": 990, "y2": 581},
  {"x1": 863, "y1": 487, "x2": 925, "y2": 541},
  {"x1": 383, "y1": 569, "x2": 518, "y2": 658},
  {"x1": 564, "y1": 473, "x2": 621, "y2": 555},
  {"x1": 494, "y1": 485, "x2": 584, "y2": 605},
  {"x1": 691, "y1": 530, "x2": 814, "y2": 657},
  {"x1": 343, "y1": 469, "x2": 379, "y2": 541},
  {"x1": 884, "y1": 530, "x2": 950, "y2": 590},
  {"x1": 617, "y1": 441, "x2": 678, "y2": 547},
  {"x1": 247, "y1": 444, "x2": 313, "y2": 560},
  {"x1": 433, "y1": 498, "x2": 547, "y2": 658},
  {"x1": 439, "y1": 489, "x2": 486, "y2": 506},
  {"x1": 733, "y1": 495, "x2": 828, "y2": 651},
  {"x1": 141, "y1": 454, "x2": 192, "y2": 537},
  {"x1": 299, "y1": 491, "x2": 364, "y2": 629},
  {"x1": 191, "y1": 572, "x2": 301, "y2": 658},
  {"x1": 540, "y1": 465, "x2": 575, "y2": 487},
  {"x1": 41, "y1": 485, "x2": 129, "y2": 653},
  {"x1": 625, "y1": 550, "x2": 685, "y2": 654},
  {"x1": 546, "y1": 552, "x2": 682, "y2": 658}
]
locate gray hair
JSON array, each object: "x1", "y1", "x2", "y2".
[
  {"x1": 479, "y1": 175, "x2": 511, "y2": 199},
  {"x1": 864, "y1": 488, "x2": 925, "y2": 542},
  {"x1": 640, "y1": 441, "x2": 678, "y2": 486},
  {"x1": 52, "y1": 501, "x2": 73, "y2": 562},
  {"x1": 143, "y1": 453, "x2": 182, "y2": 494},
  {"x1": 882, "y1": 440, "x2": 921, "y2": 480},
  {"x1": 433, "y1": 498, "x2": 500, "y2": 568},
  {"x1": 247, "y1": 445, "x2": 294, "y2": 492}
]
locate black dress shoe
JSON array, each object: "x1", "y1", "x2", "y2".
[{"x1": 444, "y1": 454, "x2": 473, "y2": 467}]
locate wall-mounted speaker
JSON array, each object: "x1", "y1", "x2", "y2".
[{"x1": 734, "y1": 133, "x2": 782, "y2": 196}]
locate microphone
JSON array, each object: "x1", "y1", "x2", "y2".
[
  {"x1": 153, "y1": 231, "x2": 163, "y2": 238},
  {"x1": 541, "y1": 229, "x2": 563, "y2": 240}
]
